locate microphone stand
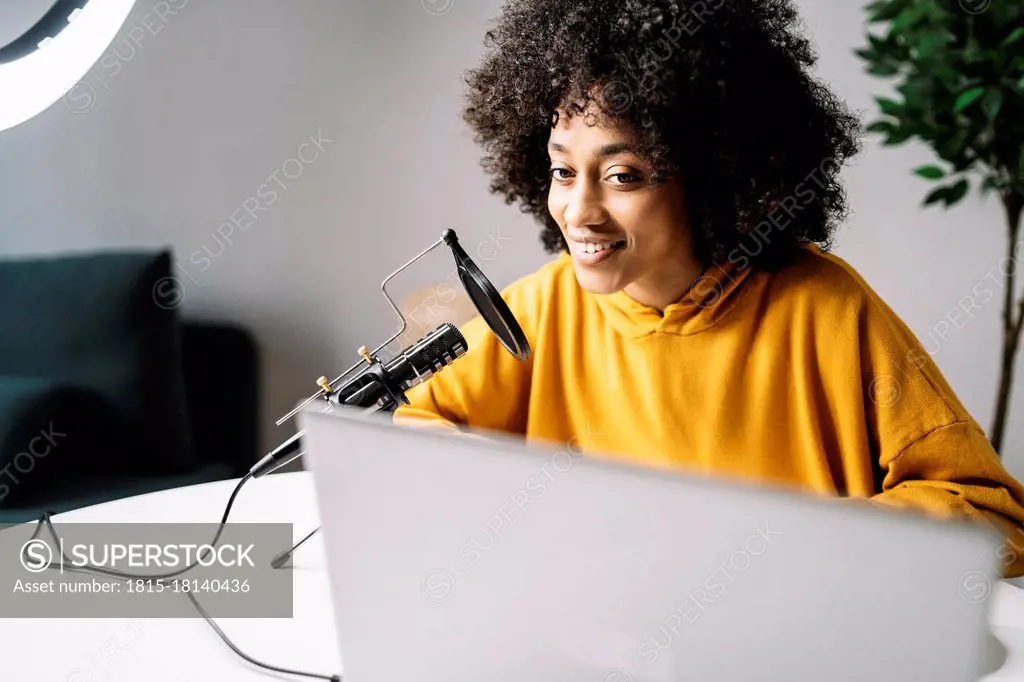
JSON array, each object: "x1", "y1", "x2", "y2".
[
  {"x1": 264, "y1": 228, "x2": 531, "y2": 568},
  {"x1": 269, "y1": 396, "x2": 390, "y2": 569},
  {"x1": 271, "y1": 522, "x2": 321, "y2": 569},
  {"x1": 264, "y1": 229, "x2": 462, "y2": 568},
  {"x1": 276, "y1": 230, "x2": 466, "y2": 426},
  {"x1": 250, "y1": 231, "x2": 470, "y2": 482}
]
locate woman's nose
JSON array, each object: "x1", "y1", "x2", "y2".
[{"x1": 563, "y1": 180, "x2": 606, "y2": 229}]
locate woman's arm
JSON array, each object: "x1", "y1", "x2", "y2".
[
  {"x1": 855, "y1": 288, "x2": 1024, "y2": 578},
  {"x1": 869, "y1": 418, "x2": 1024, "y2": 577},
  {"x1": 392, "y1": 274, "x2": 540, "y2": 437},
  {"x1": 393, "y1": 314, "x2": 533, "y2": 434}
]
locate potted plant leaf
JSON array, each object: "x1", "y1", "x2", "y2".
[{"x1": 856, "y1": 0, "x2": 1024, "y2": 453}]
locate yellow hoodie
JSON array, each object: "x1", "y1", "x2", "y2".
[{"x1": 395, "y1": 245, "x2": 1024, "y2": 578}]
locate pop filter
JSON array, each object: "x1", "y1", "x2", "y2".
[
  {"x1": 442, "y1": 229, "x2": 531, "y2": 361},
  {"x1": 274, "y1": 228, "x2": 531, "y2": 429},
  {"x1": 254, "y1": 229, "x2": 533, "y2": 532}
]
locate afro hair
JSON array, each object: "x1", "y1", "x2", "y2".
[{"x1": 462, "y1": 0, "x2": 862, "y2": 268}]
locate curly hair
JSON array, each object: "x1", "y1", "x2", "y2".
[{"x1": 462, "y1": 0, "x2": 862, "y2": 268}]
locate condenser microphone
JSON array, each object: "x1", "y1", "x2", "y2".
[
  {"x1": 329, "y1": 322, "x2": 468, "y2": 411},
  {"x1": 261, "y1": 229, "x2": 532, "y2": 569},
  {"x1": 256, "y1": 229, "x2": 530, "y2": 481},
  {"x1": 248, "y1": 322, "x2": 468, "y2": 479}
]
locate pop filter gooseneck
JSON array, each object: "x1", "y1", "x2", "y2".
[{"x1": 260, "y1": 229, "x2": 532, "y2": 570}]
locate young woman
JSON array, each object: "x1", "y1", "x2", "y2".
[{"x1": 395, "y1": 0, "x2": 1024, "y2": 577}]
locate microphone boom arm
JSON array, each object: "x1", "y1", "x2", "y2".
[
  {"x1": 259, "y1": 228, "x2": 532, "y2": 563},
  {"x1": 276, "y1": 229, "x2": 460, "y2": 426},
  {"x1": 248, "y1": 230, "x2": 476, "y2": 480}
]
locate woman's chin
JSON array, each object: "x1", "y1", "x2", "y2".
[{"x1": 571, "y1": 266, "x2": 624, "y2": 296}]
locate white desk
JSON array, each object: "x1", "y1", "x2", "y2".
[{"x1": 5, "y1": 472, "x2": 1024, "y2": 681}]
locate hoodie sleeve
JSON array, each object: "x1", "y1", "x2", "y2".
[
  {"x1": 869, "y1": 419, "x2": 1024, "y2": 578},
  {"x1": 392, "y1": 271, "x2": 540, "y2": 436},
  {"x1": 852, "y1": 278, "x2": 1024, "y2": 579}
]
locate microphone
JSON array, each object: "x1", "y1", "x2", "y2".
[
  {"x1": 330, "y1": 322, "x2": 468, "y2": 410},
  {"x1": 249, "y1": 322, "x2": 468, "y2": 479},
  {"x1": 261, "y1": 229, "x2": 532, "y2": 570}
]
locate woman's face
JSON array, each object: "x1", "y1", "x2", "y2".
[{"x1": 546, "y1": 106, "x2": 698, "y2": 309}]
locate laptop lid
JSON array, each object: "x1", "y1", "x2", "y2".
[{"x1": 299, "y1": 405, "x2": 1001, "y2": 682}]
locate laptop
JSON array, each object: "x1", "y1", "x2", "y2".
[{"x1": 299, "y1": 404, "x2": 1003, "y2": 682}]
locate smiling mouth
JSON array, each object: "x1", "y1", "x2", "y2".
[{"x1": 569, "y1": 239, "x2": 627, "y2": 255}]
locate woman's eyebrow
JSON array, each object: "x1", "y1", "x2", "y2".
[{"x1": 548, "y1": 141, "x2": 640, "y2": 158}]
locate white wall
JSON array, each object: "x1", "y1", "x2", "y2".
[
  {"x1": 0, "y1": 0, "x2": 1020, "y2": 473},
  {"x1": 0, "y1": 0, "x2": 552, "y2": 459}
]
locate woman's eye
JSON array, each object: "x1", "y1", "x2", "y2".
[
  {"x1": 608, "y1": 172, "x2": 641, "y2": 185},
  {"x1": 550, "y1": 168, "x2": 573, "y2": 181}
]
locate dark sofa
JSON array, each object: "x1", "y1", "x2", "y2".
[
  {"x1": 0, "y1": 250, "x2": 260, "y2": 523},
  {"x1": 0, "y1": 321, "x2": 259, "y2": 523}
]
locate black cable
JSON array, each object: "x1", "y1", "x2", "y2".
[
  {"x1": 26, "y1": 473, "x2": 343, "y2": 682},
  {"x1": 186, "y1": 589, "x2": 341, "y2": 682},
  {"x1": 27, "y1": 473, "x2": 253, "y2": 581}
]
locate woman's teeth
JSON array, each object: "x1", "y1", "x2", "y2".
[{"x1": 573, "y1": 240, "x2": 624, "y2": 254}]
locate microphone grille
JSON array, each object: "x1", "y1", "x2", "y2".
[
  {"x1": 389, "y1": 322, "x2": 469, "y2": 392},
  {"x1": 444, "y1": 323, "x2": 467, "y2": 352}
]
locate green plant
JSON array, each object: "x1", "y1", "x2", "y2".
[{"x1": 856, "y1": 0, "x2": 1024, "y2": 453}]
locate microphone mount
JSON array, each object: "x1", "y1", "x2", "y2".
[
  {"x1": 250, "y1": 229, "x2": 527, "y2": 480},
  {"x1": 276, "y1": 229, "x2": 485, "y2": 425},
  {"x1": 255, "y1": 228, "x2": 532, "y2": 564}
]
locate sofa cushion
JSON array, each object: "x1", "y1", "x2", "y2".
[
  {"x1": 0, "y1": 250, "x2": 194, "y2": 474},
  {"x1": 0, "y1": 376, "x2": 124, "y2": 507},
  {"x1": 0, "y1": 376, "x2": 71, "y2": 506}
]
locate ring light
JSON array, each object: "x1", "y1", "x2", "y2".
[{"x1": 0, "y1": 0, "x2": 136, "y2": 131}]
